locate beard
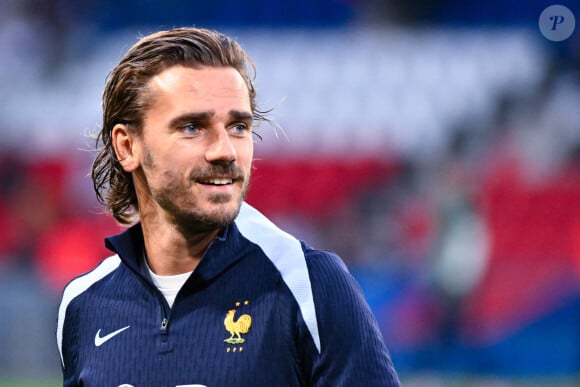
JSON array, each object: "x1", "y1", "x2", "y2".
[
  {"x1": 158, "y1": 194, "x2": 244, "y2": 234},
  {"x1": 143, "y1": 151, "x2": 250, "y2": 235},
  {"x1": 155, "y1": 176, "x2": 250, "y2": 235}
]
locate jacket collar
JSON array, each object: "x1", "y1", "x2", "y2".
[{"x1": 105, "y1": 221, "x2": 249, "y2": 287}]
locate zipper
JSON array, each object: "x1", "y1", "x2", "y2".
[
  {"x1": 154, "y1": 286, "x2": 171, "y2": 337},
  {"x1": 152, "y1": 285, "x2": 172, "y2": 352},
  {"x1": 153, "y1": 283, "x2": 171, "y2": 339},
  {"x1": 127, "y1": 253, "x2": 173, "y2": 335}
]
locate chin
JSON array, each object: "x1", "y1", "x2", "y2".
[
  {"x1": 178, "y1": 199, "x2": 243, "y2": 233},
  {"x1": 206, "y1": 192, "x2": 244, "y2": 215},
  {"x1": 208, "y1": 203, "x2": 240, "y2": 222}
]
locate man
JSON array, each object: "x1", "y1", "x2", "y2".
[{"x1": 56, "y1": 27, "x2": 401, "y2": 386}]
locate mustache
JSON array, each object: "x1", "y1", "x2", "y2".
[{"x1": 189, "y1": 164, "x2": 245, "y2": 180}]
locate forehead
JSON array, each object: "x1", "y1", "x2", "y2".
[{"x1": 145, "y1": 65, "x2": 251, "y2": 116}]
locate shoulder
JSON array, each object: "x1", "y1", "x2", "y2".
[
  {"x1": 59, "y1": 255, "x2": 122, "y2": 310},
  {"x1": 235, "y1": 204, "x2": 368, "y2": 347},
  {"x1": 56, "y1": 255, "x2": 121, "y2": 366},
  {"x1": 235, "y1": 203, "x2": 349, "y2": 282},
  {"x1": 303, "y1": 245, "x2": 350, "y2": 282},
  {"x1": 302, "y1": 244, "x2": 369, "y2": 323},
  {"x1": 301, "y1": 242, "x2": 372, "y2": 308}
]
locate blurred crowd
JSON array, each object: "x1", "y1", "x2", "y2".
[{"x1": 1, "y1": 0, "x2": 580, "y2": 381}]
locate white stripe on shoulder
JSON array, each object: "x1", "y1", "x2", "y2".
[
  {"x1": 235, "y1": 202, "x2": 321, "y2": 352},
  {"x1": 56, "y1": 255, "x2": 122, "y2": 367}
]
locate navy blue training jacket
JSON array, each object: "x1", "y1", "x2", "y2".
[{"x1": 57, "y1": 202, "x2": 401, "y2": 386}]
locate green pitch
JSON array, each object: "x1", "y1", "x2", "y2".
[{"x1": 0, "y1": 380, "x2": 60, "y2": 387}]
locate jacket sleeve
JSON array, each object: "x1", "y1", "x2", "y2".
[{"x1": 301, "y1": 248, "x2": 401, "y2": 386}]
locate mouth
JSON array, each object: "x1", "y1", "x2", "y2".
[{"x1": 197, "y1": 177, "x2": 236, "y2": 186}]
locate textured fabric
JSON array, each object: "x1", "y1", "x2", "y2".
[{"x1": 57, "y1": 202, "x2": 401, "y2": 386}]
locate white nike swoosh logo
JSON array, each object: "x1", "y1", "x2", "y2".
[{"x1": 94, "y1": 325, "x2": 131, "y2": 347}]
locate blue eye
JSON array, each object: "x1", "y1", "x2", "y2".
[
  {"x1": 182, "y1": 123, "x2": 199, "y2": 134},
  {"x1": 231, "y1": 123, "x2": 249, "y2": 135}
]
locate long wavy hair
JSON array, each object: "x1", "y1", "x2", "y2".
[{"x1": 91, "y1": 27, "x2": 264, "y2": 225}]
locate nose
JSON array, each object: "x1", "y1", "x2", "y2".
[{"x1": 205, "y1": 128, "x2": 237, "y2": 164}]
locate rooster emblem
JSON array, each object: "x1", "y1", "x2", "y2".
[{"x1": 224, "y1": 309, "x2": 252, "y2": 344}]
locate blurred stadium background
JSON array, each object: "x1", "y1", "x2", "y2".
[{"x1": 0, "y1": 0, "x2": 579, "y2": 385}]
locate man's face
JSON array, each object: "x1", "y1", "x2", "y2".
[{"x1": 131, "y1": 65, "x2": 254, "y2": 233}]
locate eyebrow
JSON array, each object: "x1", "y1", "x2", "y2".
[
  {"x1": 230, "y1": 110, "x2": 254, "y2": 122},
  {"x1": 169, "y1": 110, "x2": 254, "y2": 128}
]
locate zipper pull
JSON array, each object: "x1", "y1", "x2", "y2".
[{"x1": 158, "y1": 317, "x2": 172, "y2": 350}]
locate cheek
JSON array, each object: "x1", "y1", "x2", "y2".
[
  {"x1": 142, "y1": 148, "x2": 155, "y2": 169},
  {"x1": 141, "y1": 147, "x2": 186, "y2": 184},
  {"x1": 146, "y1": 141, "x2": 195, "y2": 167},
  {"x1": 238, "y1": 142, "x2": 254, "y2": 170}
]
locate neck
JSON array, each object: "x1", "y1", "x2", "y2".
[{"x1": 141, "y1": 218, "x2": 220, "y2": 276}]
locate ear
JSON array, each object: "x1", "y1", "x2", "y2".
[{"x1": 112, "y1": 124, "x2": 140, "y2": 172}]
